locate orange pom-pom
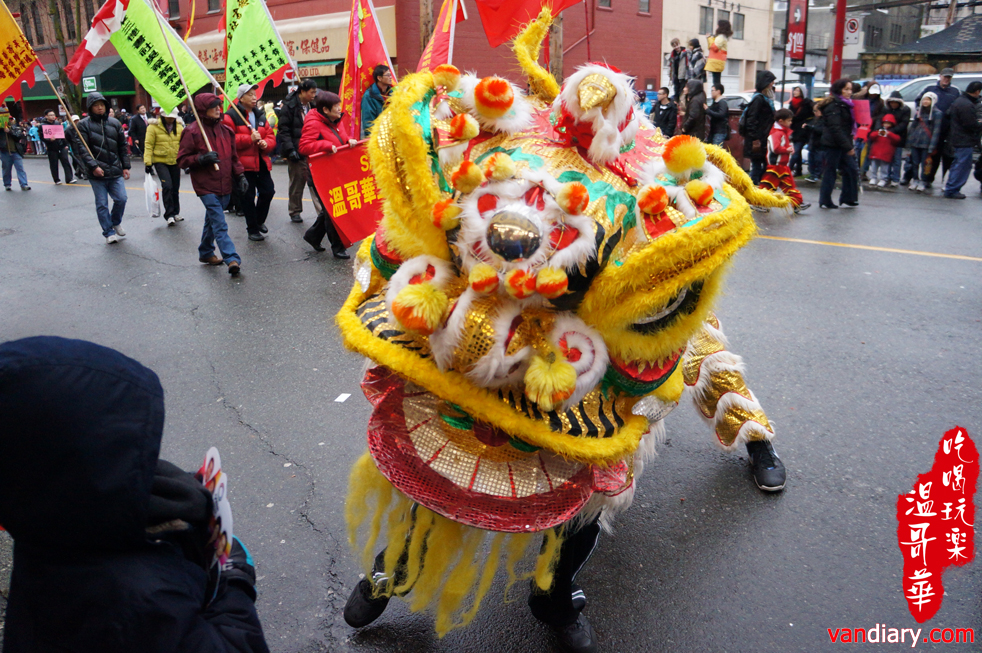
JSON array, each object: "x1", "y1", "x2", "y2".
[
  {"x1": 637, "y1": 184, "x2": 669, "y2": 215},
  {"x1": 473, "y1": 77, "x2": 515, "y2": 119},
  {"x1": 556, "y1": 182, "x2": 590, "y2": 215},
  {"x1": 432, "y1": 198, "x2": 462, "y2": 230},
  {"x1": 469, "y1": 263, "x2": 499, "y2": 293},
  {"x1": 391, "y1": 283, "x2": 449, "y2": 335},
  {"x1": 483, "y1": 152, "x2": 516, "y2": 181},
  {"x1": 451, "y1": 160, "x2": 484, "y2": 194},
  {"x1": 535, "y1": 267, "x2": 568, "y2": 299},
  {"x1": 433, "y1": 64, "x2": 461, "y2": 90},
  {"x1": 504, "y1": 269, "x2": 536, "y2": 299},
  {"x1": 662, "y1": 135, "x2": 707, "y2": 176},
  {"x1": 449, "y1": 113, "x2": 479, "y2": 141},
  {"x1": 685, "y1": 179, "x2": 715, "y2": 206}
]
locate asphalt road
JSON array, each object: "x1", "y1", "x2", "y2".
[{"x1": 1, "y1": 158, "x2": 980, "y2": 653}]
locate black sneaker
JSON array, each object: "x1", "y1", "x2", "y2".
[
  {"x1": 819, "y1": 203, "x2": 838, "y2": 209},
  {"x1": 944, "y1": 192, "x2": 966, "y2": 199},
  {"x1": 343, "y1": 578, "x2": 390, "y2": 628},
  {"x1": 840, "y1": 201, "x2": 859, "y2": 208},
  {"x1": 248, "y1": 232, "x2": 265, "y2": 241},
  {"x1": 746, "y1": 440, "x2": 786, "y2": 492},
  {"x1": 290, "y1": 214, "x2": 304, "y2": 223},
  {"x1": 259, "y1": 224, "x2": 268, "y2": 233},
  {"x1": 553, "y1": 614, "x2": 599, "y2": 653}
]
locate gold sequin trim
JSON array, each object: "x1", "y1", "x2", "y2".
[{"x1": 716, "y1": 405, "x2": 773, "y2": 447}]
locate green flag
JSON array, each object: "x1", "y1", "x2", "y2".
[
  {"x1": 224, "y1": 0, "x2": 292, "y2": 102},
  {"x1": 111, "y1": 0, "x2": 211, "y2": 113}
]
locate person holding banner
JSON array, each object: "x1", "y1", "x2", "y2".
[
  {"x1": 277, "y1": 79, "x2": 320, "y2": 224},
  {"x1": 298, "y1": 90, "x2": 357, "y2": 258},
  {"x1": 177, "y1": 93, "x2": 249, "y2": 276},
  {"x1": 70, "y1": 93, "x2": 131, "y2": 243},
  {"x1": 41, "y1": 110, "x2": 76, "y2": 185},
  {"x1": 225, "y1": 84, "x2": 277, "y2": 242}
]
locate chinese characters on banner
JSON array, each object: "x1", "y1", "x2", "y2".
[
  {"x1": 224, "y1": 0, "x2": 291, "y2": 102},
  {"x1": 896, "y1": 427, "x2": 978, "y2": 622},
  {"x1": 785, "y1": 0, "x2": 808, "y2": 65},
  {"x1": 307, "y1": 144, "x2": 383, "y2": 248},
  {"x1": 113, "y1": 0, "x2": 211, "y2": 112},
  {"x1": 0, "y1": 1, "x2": 39, "y2": 103}
]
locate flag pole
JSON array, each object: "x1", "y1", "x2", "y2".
[
  {"x1": 255, "y1": 0, "x2": 301, "y2": 82},
  {"x1": 366, "y1": 0, "x2": 395, "y2": 78},
  {"x1": 33, "y1": 62, "x2": 97, "y2": 162},
  {"x1": 148, "y1": 0, "x2": 219, "y2": 170}
]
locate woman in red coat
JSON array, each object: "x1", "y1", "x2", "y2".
[{"x1": 298, "y1": 91, "x2": 359, "y2": 257}]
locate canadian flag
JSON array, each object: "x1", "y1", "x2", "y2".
[{"x1": 64, "y1": 0, "x2": 130, "y2": 84}]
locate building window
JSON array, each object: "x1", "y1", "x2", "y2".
[
  {"x1": 30, "y1": 2, "x2": 45, "y2": 44},
  {"x1": 208, "y1": 0, "x2": 220, "y2": 12},
  {"x1": 717, "y1": 10, "x2": 729, "y2": 28},
  {"x1": 60, "y1": 0, "x2": 76, "y2": 40},
  {"x1": 699, "y1": 6, "x2": 714, "y2": 35},
  {"x1": 725, "y1": 58, "x2": 741, "y2": 75},
  {"x1": 85, "y1": 0, "x2": 96, "y2": 26},
  {"x1": 169, "y1": 0, "x2": 180, "y2": 17},
  {"x1": 639, "y1": 0, "x2": 649, "y2": 12},
  {"x1": 733, "y1": 12, "x2": 744, "y2": 39},
  {"x1": 889, "y1": 23, "x2": 902, "y2": 44},
  {"x1": 19, "y1": 4, "x2": 33, "y2": 44}
]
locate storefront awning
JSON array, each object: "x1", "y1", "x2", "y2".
[
  {"x1": 187, "y1": 5, "x2": 396, "y2": 70},
  {"x1": 21, "y1": 56, "x2": 135, "y2": 101}
]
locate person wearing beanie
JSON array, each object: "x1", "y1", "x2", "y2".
[
  {"x1": 866, "y1": 114, "x2": 901, "y2": 188},
  {"x1": 740, "y1": 70, "x2": 777, "y2": 185},
  {"x1": 298, "y1": 90, "x2": 358, "y2": 258},
  {"x1": 882, "y1": 90, "x2": 910, "y2": 186},
  {"x1": 942, "y1": 80, "x2": 982, "y2": 199},
  {"x1": 177, "y1": 93, "x2": 249, "y2": 276},
  {"x1": 905, "y1": 92, "x2": 943, "y2": 192},
  {"x1": 686, "y1": 38, "x2": 706, "y2": 82}
]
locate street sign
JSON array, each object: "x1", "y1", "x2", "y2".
[
  {"x1": 82, "y1": 76, "x2": 97, "y2": 92},
  {"x1": 786, "y1": 0, "x2": 809, "y2": 64},
  {"x1": 844, "y1": 16, "x2": 862, "y2": 45}
]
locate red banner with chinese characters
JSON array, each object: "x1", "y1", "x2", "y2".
[
  {"x1": 896, "y1": 426, "x2": 978, "y2": 622},
  {"x1": 307, "y1": 143, "x2": 383, "y2": 248},
  {"x1": 338, "y1": 0, "x2": 396, "y2": 138},
  {"x1": 417, "y1": 0, "x2": 466, "y2": 72},
  {"x1": 785, "y1": 0, "x2": 808, "y2": 65}
]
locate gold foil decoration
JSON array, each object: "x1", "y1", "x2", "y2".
[
  {"x1": 577, "y1": 73, "x2": 617, "y2": 112},
  {"x1": 682, "y1": 326, "x2": 727, "y2": 387},
  {"x1": 715, "y1": 405, "x2": 773, "y2": 447},
  {"x1": 695, "y1": 370, "x2": 754, "y2": 419}
]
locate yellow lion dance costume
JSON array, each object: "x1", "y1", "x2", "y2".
[{"x1": 338, "y1": 9, "x2": 791, "y2": 648}]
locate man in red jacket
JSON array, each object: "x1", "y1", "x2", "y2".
[
  {"x1": 225, "y1": 84, "x2": 277, "y2": 241},
  {"x1": 177, "y1": 93, "x2": 249, "y2": 276}
]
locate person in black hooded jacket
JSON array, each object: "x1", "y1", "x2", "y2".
[
  {"x1": 0, "y1": 336, "x2": 270, "y2": 653},
  {"x1": 69, "y1": 92, "x2": 131, "y2": 244},
  {"x1": 680, "y1": 79, "x2": 707, "y2": 141},
  {"x1": 741, "y1": 70, "x2": 777, "y2": 184}
]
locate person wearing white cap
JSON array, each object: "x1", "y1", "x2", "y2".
[
  {"x1": 144, "y1": 107, "x2": 185, "y2": 225},
  {"x1": 223, "y1": 83, "x2": 276, "y2": 241}
]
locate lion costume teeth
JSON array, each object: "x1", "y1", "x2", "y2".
[{"x1": 338, "y1": 8, "x2": 792, "y2": 637}]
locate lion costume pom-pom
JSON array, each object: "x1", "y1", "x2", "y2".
[{"x1": 662, "y1": 135, "x2": 707, "y2": 176}]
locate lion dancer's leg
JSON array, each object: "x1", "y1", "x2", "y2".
[{"x1": 682, "y1": 313, "x2": 787, "y2": 491}]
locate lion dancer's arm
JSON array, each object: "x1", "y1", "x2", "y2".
[{"x1": 681, "y1": 313, "x2": 774, "y2": 450}]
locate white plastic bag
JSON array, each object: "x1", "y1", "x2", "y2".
[{"x1": 144, "y1": 172, "x2": 162, "y2": 219}]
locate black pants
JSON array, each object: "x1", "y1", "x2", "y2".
[
  {"x1": 711, "y1": 71, "x2": 721, "y2": 87},
  {"x1": 243, "y1": 161, "x2": 275, "y2": 235},
  {"x1": 153, "y1": 162, "x2": 181, "y2": 218},
  {"x1": 921, "y1": 152, "x2": 953, "y2": 185},
  {"x1": 673, "y1": 80, "x2": 685, "y2": 102},
  {"x1": 304, "y1": 186, "x2": 345, "y2": 253},
  {"x1": 47, "y1": 145, "x2": 73, "y2": 183}
]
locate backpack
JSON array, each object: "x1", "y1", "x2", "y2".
[{"x1": 738, "y1": 93, "x2": 761, "y2": 138}]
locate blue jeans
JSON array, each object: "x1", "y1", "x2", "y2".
[
  {"x1": 908, "y1": 148, "x2": 927, "y2": 182},
  {"x1": 943, "y1": 147, "x2": 974, "y2": 196},
  {"x1": 90, "y1": 176, "x2": 127, "y2": 237},
  {"x1": 808, "y1": 147, "x2": 825, "y2": 178},
  {"x1": 710, "y1": 132, "x2": 727, "y2": 146},
  {"x1": 888, "y1": 147, "x2": 904, "y2": 183},
  {"x1": 819, "y1": 148, "x2": 860, "y2": 206},
  {"x1": 199, "y1": 193, "x2": 241, "y2": 264},
  {"x1": 1, "y1": 150, "x2": 28, "y2": 188}
]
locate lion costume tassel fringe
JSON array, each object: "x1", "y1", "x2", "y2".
[{"x1": 346, "y1": 453, "x2": 563, "y2": 637}]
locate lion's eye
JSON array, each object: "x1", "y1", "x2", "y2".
[{"x1": 630, "y1": 281, "x2": 704, "y2": 335}]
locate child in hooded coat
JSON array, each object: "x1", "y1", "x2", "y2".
[{"x1": 866, "y1": 114, "x2": 901, "y2": 187}]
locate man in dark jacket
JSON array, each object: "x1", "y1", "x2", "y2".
[
  {"x1": 40, "y1": 109, "x2": 75, "y2": 184},
  {"x1": 276, "y1": 80, "x2": 321, "y2": 223},
  {"x1": 0, "y1": 336, "x2": 270, "y2": 653},
  {"x1": 668, "y1": 39, "x2": 689, "y2": 100},
  {"x1": 70, "y1": 92, "x2": 130, "y2": 243},
  {"x1": 652, "y1": 87, "x2": 677, "y2": 137},
  {"x1": 686, "y1": 39, "x2": 706, "y2": 83},
  {"x1": 942, "y1": 82, "x2": 982, "y2": 199},
  {"x1": 915, "y1": 68, "x2": 962, "y2": 188},
  {"x1": 882, "y1": 91, "x2": 910, "y2": 186},
  {"x1": 361, "y1": 65, "x2": 393, "y2": 139},
  {"x1": 706, "y1": 83, "x2": 730, "y2": 146},
  {"x1": 680, "y1": 79, "x2": 707, "y2": 141},
  {"x1": 178, "y1": 93, "x2": 249, "y2": 276},
  {"x1": 1, "y1": 104, "x2": 30, "y2": 191},
  {"x1": 741, "y1": 70, "x2": 777, "y2": 184},
  {"x1": 128, "y1": 104, "x2": 150, "y2": 156}
]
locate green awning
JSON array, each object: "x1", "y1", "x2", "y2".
[{"x1": 21, "y1": 56, "x2": 136, "y2": 101}]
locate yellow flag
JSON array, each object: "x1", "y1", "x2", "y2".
[{"x1": 0, "y1": 1, "x2": 40, "y2": 103}]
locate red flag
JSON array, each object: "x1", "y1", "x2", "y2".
[
  {"x1": 473, "y1": 0, "x2": 579, "y2": 48},
  {"x1": 307, "y1": 144, "x2": 383, "y2": 248},
  {"x1": 418, "y1": 0, "x2": 466, "y2": 72},
  {"x1": 64, "y1": 0, "x2": 130, "y2": 83},
  {"x1": 339, "y1": 0, "x2": 396, "y2": 138}
]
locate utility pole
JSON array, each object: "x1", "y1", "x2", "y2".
[
  {"x1": 830, "y1": 0, "x2": 847, "y2": 81},
  {"x1": 944, "y1": 0, "x2": 958, "y2": 27},
  {"x1": 549, "y1": 14, "x2": 563, "y2": 83}
]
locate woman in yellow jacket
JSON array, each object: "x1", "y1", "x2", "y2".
[
  {"x1": 706, "y1": 20, "x2": 732, "y2": 88},
  {"x1": 144, "y1": 107, "x2": 184, "y2": 226}
]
